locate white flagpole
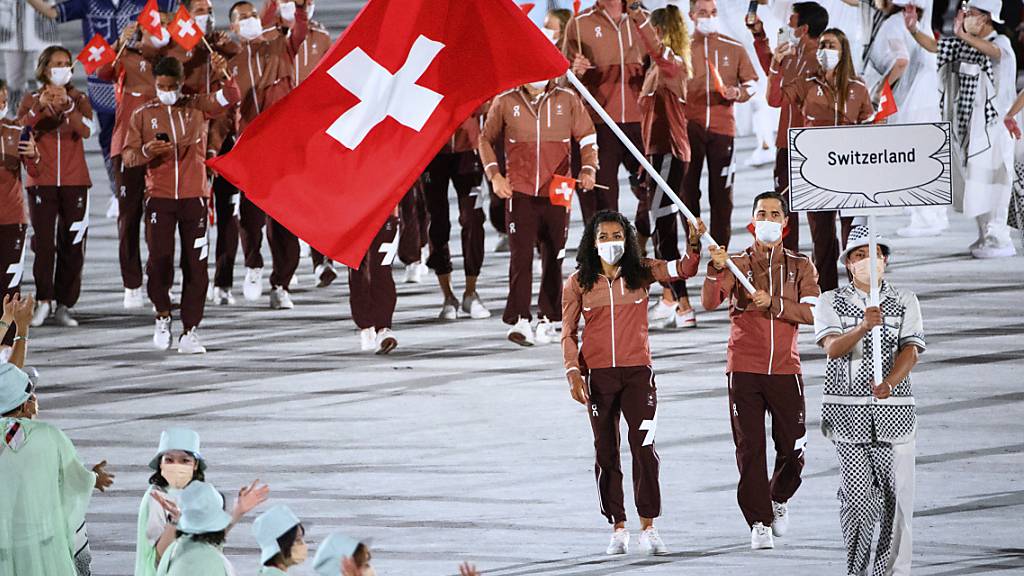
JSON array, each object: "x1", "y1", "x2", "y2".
[
  {"x1": 867, "y1": 215, "x2": 883, "y2": 385},
  {"x1": 565, "y1": 71, "x2": 757, "y2": 295}
]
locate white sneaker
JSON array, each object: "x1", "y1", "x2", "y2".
[
  {"x1": 745, "y1": 145, "x2": 776, "y2": 168},
  {"x1": 751, "y1": 522, "x2": 775, "y2": 550},
  {"x1": 153, "y1": 317, "x2": 172, "y2": 350},
  {"x1": 123, "y1": 288, "x2": 145, "y2": 309},
  {"x1": 288, "y1": 273, "x2": 301, "y2": 291},
  {"x1": 403, "y1": 262, "x2": 424, "y2": 284},
  {"x1": 315, "y1": 263, "x2": 338, "y2": 288},
  {"x1": 972, "y1": 243, "x2": 1016, "y2": 259},
  {"x1": 534, "y1": 318, "x2": 556, "y2": 345},
  {"x1": 507, "y1": 318, "x2": 535, "y2": 347},
  {"x1": 495, "y1": 234, "x2": 510, "y2": 253},
  {"x1": 772, "y1": 501, "x2": 789, "y2": 537},
  {"x1": 243, "y1": 267, "x2": 264, "y2": 301},
  {"x1": 638, "y1": 527, "x2": 669, "y2": 555},
  {"x1": 648, "y1": 299, "x2": 676, "y2": 328},
  {"x1": 269, "y1": 287, "x2": 294, "y2": 310},
  {"x1": 359, "y1": 328, "x2": 377, "y2": 351},
  {"x1": 674, "y1": 308, "x2": 697, "y2": 329},
  {"x1": 177, "y1": 329, "x2": 207, "y2": 354},
  {"x1": 439, "y1": 296, "x2": 458, "y2": 320},
  {"x1": 105, "y1": 195, "x2": 119, "y2": 219},
  {"x1": 30, "y1": 301, "x2": 52, "y2": 327},
  {"x1": 606, "y1": 529, "x2": 629, "y2": 555},
  {"x1": 54, "y1": 305, "x2": 78, "y2": 327},
  {"x1": 460, "y1": 293, "x2": 491, "y2": 319},
  {"x1": 214, "y1": 287, "x2": 236, "y2": 306},
  {"x1": 375, "y1": 328, "x2": 398, "y2": 355},
  {"x1": 299, "y1": 240, "x2": 311, "y2": 259}
]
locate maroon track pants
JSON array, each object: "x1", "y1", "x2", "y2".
[
  {"x1": 423, "y1": 152, "x2": 485, "y2": 277},
  {"x1": 348, "y1": 215, "x2": 398, "y2": 330},
  {"x1": 27, "y1": 186, "x2": 88, "y2": 307},
  {"x1": 398, "y1": 183, "x2": 429, "y2": 266},
  {"x1": 0, "y1": 223, "x2": 26, "y2": 345},
  {"x1": 503, "y1": 194, "x2": 568, "y2": 325},
  {"x1": 145, "y1": 197, "x2": 209, "y2": 332},
  {"x1": 115, "y1": 156, "x2": 148, "y2": 289},
  {"x1": 582, "y1": 122, "x2": 645, "y2": 228}
]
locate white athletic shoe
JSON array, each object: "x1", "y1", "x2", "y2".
[
  {"x1": 359, "y1": 328, "x2": 377, "y2": 351},
  {"x1": 269, "y1": 287, "x2": 294, "y2": 310},
  {"x1": 375, "y1": 328, "x2": 398, "y2": 355},
  {"x1": 153, "y1": 317, "x2": 172, "y2": 350},
  {"x1": 674, "y1": 307, "x2": 697, "y2": 329},
  {"x1": 648, "y1": 299, "x2": 676, "y2": 328},
  {"x1": 299, "y1": 239, "x2": 311, "y2": 259},
  {"x1": 214, "y1": 287, "x2": 236, "y2": 306},
  {"x1": 745, "y1": 145, "x2": 776, "y2": 168},
  {"x1": 105, "y1": 195, "x2": 119, "y2": 219},
  {"x1": 30, "y1": 301, "x2": 52, "y2": 327},
  {"x1": 54, "y1": 305, "x2": 78, "y2": 327},
  {"x1": 972, "y1": 242, "x2": 1016, "y2": 259},
  {"x1": 439, "y1": 296, "x2": 459, "y2": 320},
  {"x1": 638, "y1": 527, "x2": 669, "y2": 555},
  {"x1": 243, "y1": 267, "x2": 264, "y2": 301},
  {"x1": 751, "y1": 522, "x2": 775, "y2": 550},
  {"x1": 288, "y1": 273, "x2": 301, "y2": 291},
  {"x1": 123, "y1": 288, "x2": 145, "y2": 309},
  {"x1": 315, "y1": 263, "x2": 338, "y2": 288},
  {"x1": 772, "y1": 501, "x2": 789, "y2": 537},
  {"x1": 534, "y1": 317, "x2": 556, "y2": 345},
  {"x1": 177, "y1": 329, "x2": 207, "y2": 354},
  {"x1": 606, "y1": 529, "x2": 629, "y2": 555},
  {"x1": 507, "y1": 318, "x2": 535, "y2": 347},
  {"x1": 461, "y1": 293, "x2": 491, "y2": 319},
  {"x1": 403, "y1": 262, "x2": 424, "y2": 284}
]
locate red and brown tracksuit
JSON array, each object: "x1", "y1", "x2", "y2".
[
  {"x1": 701, "y1": 243, "x2": 820, "y2": 528},
  {"x1": 754, "y1": 33, "x2": 819, "y2": 252},
  {"x1": 770, "y1": 71, "x2": 874, "y2": 291},
  {"x1": 639, "y1": 37, "x2": 692, "y2": 298},
  {"x1": 683, "y1": 31, "x2": 758, "y2": 260},
  {"x1": 228, "y1": 6, "x2": 308, "y2": 290},
  {"x1": 398, "y1": 177, "x2": 429, "y2": 266},
  {"x1": 424, "y1": 106, "x2": 487, "y2": 279},
  {"x1": 563, "y1": 7, "x2": 657, "y2": 226},
  {"x1": 18, "y1": 88, "x2": 93, "y2": 309},
  {"x1": 348, "y1": 213, "x2": 399, "y2": 331},
  {"x1": 0, "y1": 122, "x2": 39, "y2": 344},
  {"x1": 480, "y1": 85, "x2": 598, "y2": 325},
  {"x1": 562, "y1": 256, "x2": 699, "y2": 524},
  {"x1": 122, "y1": 82, "x2": 240, "y2": 332}
]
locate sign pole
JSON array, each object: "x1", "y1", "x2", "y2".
[
  {"x1": 867, "y1": 214, "x2": 883, "y2": 386},
  {"x1": 565, "y1": 71, "x2": 757, "y2": 295}
]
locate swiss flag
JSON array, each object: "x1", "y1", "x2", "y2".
[
  {"x1": 573, "y1": 0, "x2": 581, "y2": 15},
  {"x1": 208, "y1": 0, "x2": 568, "y2": 268},
  {"x1": 709, "y1": 62, "x2": 727, "y2": 96},
  {"x1": 76, "y1": 34, "x2": 116, "y2": 75},
  {"x1": 549, "y1": 175, "x2": 575, "y2": 209},
  {"x1": 138, "y1": 0, "x2": 164, "y2": 36},
  {"x1": 168, "y1": 5, "x2": 204, "y2": 51},
  {"x1": 874, "y1": 80, "x2": 898, "y2": 123}
]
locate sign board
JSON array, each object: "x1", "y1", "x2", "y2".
[{"x1": 788, "y1": 122, "x2": 953, "y2": 212}]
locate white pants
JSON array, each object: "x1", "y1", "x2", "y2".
[
  {"x1": 2, "y1": 49, "x2": 38, "y2": 117},
  {"x1": 887, "y1": 438, "x2": 915, "y2": 576}
]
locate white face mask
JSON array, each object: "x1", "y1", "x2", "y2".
[
  {"x1": 696, "y1": 16, "x2": 719, "y2": 35},
  {"x1": 596, "y1": 240, "x2": 625, "y2": 265},
  {"x1": 156, "y1": 88, "x2": 180, "y2": 106},
  {"x1": 49, "y1": 66, "x2": 73, "y2": 86},
  {"x1": 0, "y1": 105, "x2": 8, "y2": 118},
  {"x1": 527, "y1": 80, "x2": 549, "y2": 91},
  {"x1": 195, "y1": 14, "x2": 213, "y2": 32},
  {"x1": 160, "y1": 462, "x2": 194, "y2": 489},
  {"x1": 278, "y1": 1, "x2": 296, "y2": 22},
  {"x1": 849, "y1": 256, "x2": 885, "y2": 286},
  {"x1": 150, "y1": 27, "x2": 171, "y2": 48},
  {"x1": 817, "y1": 48, "x2": 840, "y2": 71},
  {"x1": 238, "y1": 16, "x2": 264, "y2": 40},
  {"x1": 541, "y1": 27, "x2": 558, "y2": 44},
  {"x1": 307, "y1": 3, "x2": 315, "y2": 19},
  {"x1": 754, "y1": 220, "x2": 783, "y2": 244}
]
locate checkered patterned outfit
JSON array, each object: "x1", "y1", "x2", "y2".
[
  {"x1": 936, "y1": 36, "x2": 998, "y2": 142},
  {"x1": 814, "y1": 281, "x2": 926, "y2": 575}
]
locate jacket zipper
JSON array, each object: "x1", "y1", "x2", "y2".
[
  {"x1": 612, "y1": 14, "x2": 626, "y2": 123},
  {"x1": 704, "y1": 38, "x2": 710, "y2": 130},
  {"x1": 767, "y1": 245, "x2": 775, "y2": 375},
  {"x1": 247, "y1": 44, "x2": 261, "y2": 114},
  {"x1": 166, "y1": 107, "x2": 180, "y2": 199},
  {"x1": 56, "y1": 127, "x2": 61, "y2": 187},
  {"x1": 608, "y1": 276, "x2": 617, "y2": 367}
]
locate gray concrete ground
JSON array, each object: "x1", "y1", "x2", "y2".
[{"x1": 5, "y1": 2, "x2": 1024, "y2": 575}]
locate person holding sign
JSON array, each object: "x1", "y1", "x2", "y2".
[
  {"x1": 769, "y1": 27, "x2": 873, "y2": 292},
  {"x1": 906, "y1": 0, "x2": 1017, "y2": 259},
  {"x1": 702, "y1": 191, "x2": 820, "y2": 550},
  {"x1": 562, "y1": 210, "x2": 704, "y2": 556},
  {"x1": 479, "y1": 78, "x2": 597, "y2": 347},
  {"x1": 813, "y1": 225, "x2": 924, "y2": 576}
]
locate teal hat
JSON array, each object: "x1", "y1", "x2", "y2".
[
  {"x1": 176, "y1": 481, "x2": 232, "y2": 534},
  {"x1": 0, "y1": 364, "x2": 31, "y2": 414},
  {"x1": 313, "y1": 532, "x2": 363, "y2": 576},
  {"x1": 252, "y1": 505, "x2": 302, "y2": 564},
  {"x1": 149, "y1": 427, "x2": 206, "y2": 471}
]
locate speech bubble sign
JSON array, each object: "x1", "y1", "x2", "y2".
[{"x1": 788, "y1": 123, "x2": 953, "y2": 212}]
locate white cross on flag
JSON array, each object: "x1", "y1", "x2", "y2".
[
  {"x1": 209, "y1": 0, "x2": 568, "y2": 268},
  {"x1": 168, "y1": 5, "x2": 203, "y2": 51},
  {"x1": 76, "y1": 34, "x2": 116, "y2": 75},
  {"x1": 548, "y1": 175, "x2": 576, "y2": 209},
  {"x1": 137, "y1": 0, "x2": 164, "y2": 37}
]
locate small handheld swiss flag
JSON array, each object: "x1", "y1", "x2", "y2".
[
  {"x1": 138, "y1": 0, "x2": 164, "y2": 36},
  {"x1": 573, "y1": 0, "x2": 581, "y2": 15},
  {"x1": 549, "y1": 175, "x2": 576, "y2": 209},
  {"x1": 519, "y1": 3, "x2": 535, "y2": 15},
  {"x1": 76, "y1": 34, "x2": 116, "y2": 75},
  {"x1": 874, "y1": 80, "x2": 898, "y2": 123},
  {"x1": 709, "y1": 62, "x2": 727, "y2": 96},
  {"x1": 168, "y1": 5, "x2": 204, "y2": 51}
]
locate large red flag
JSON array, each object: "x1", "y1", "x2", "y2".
[{"x1": 208, "y1": 0, "x2": 567, "y2": 267}]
